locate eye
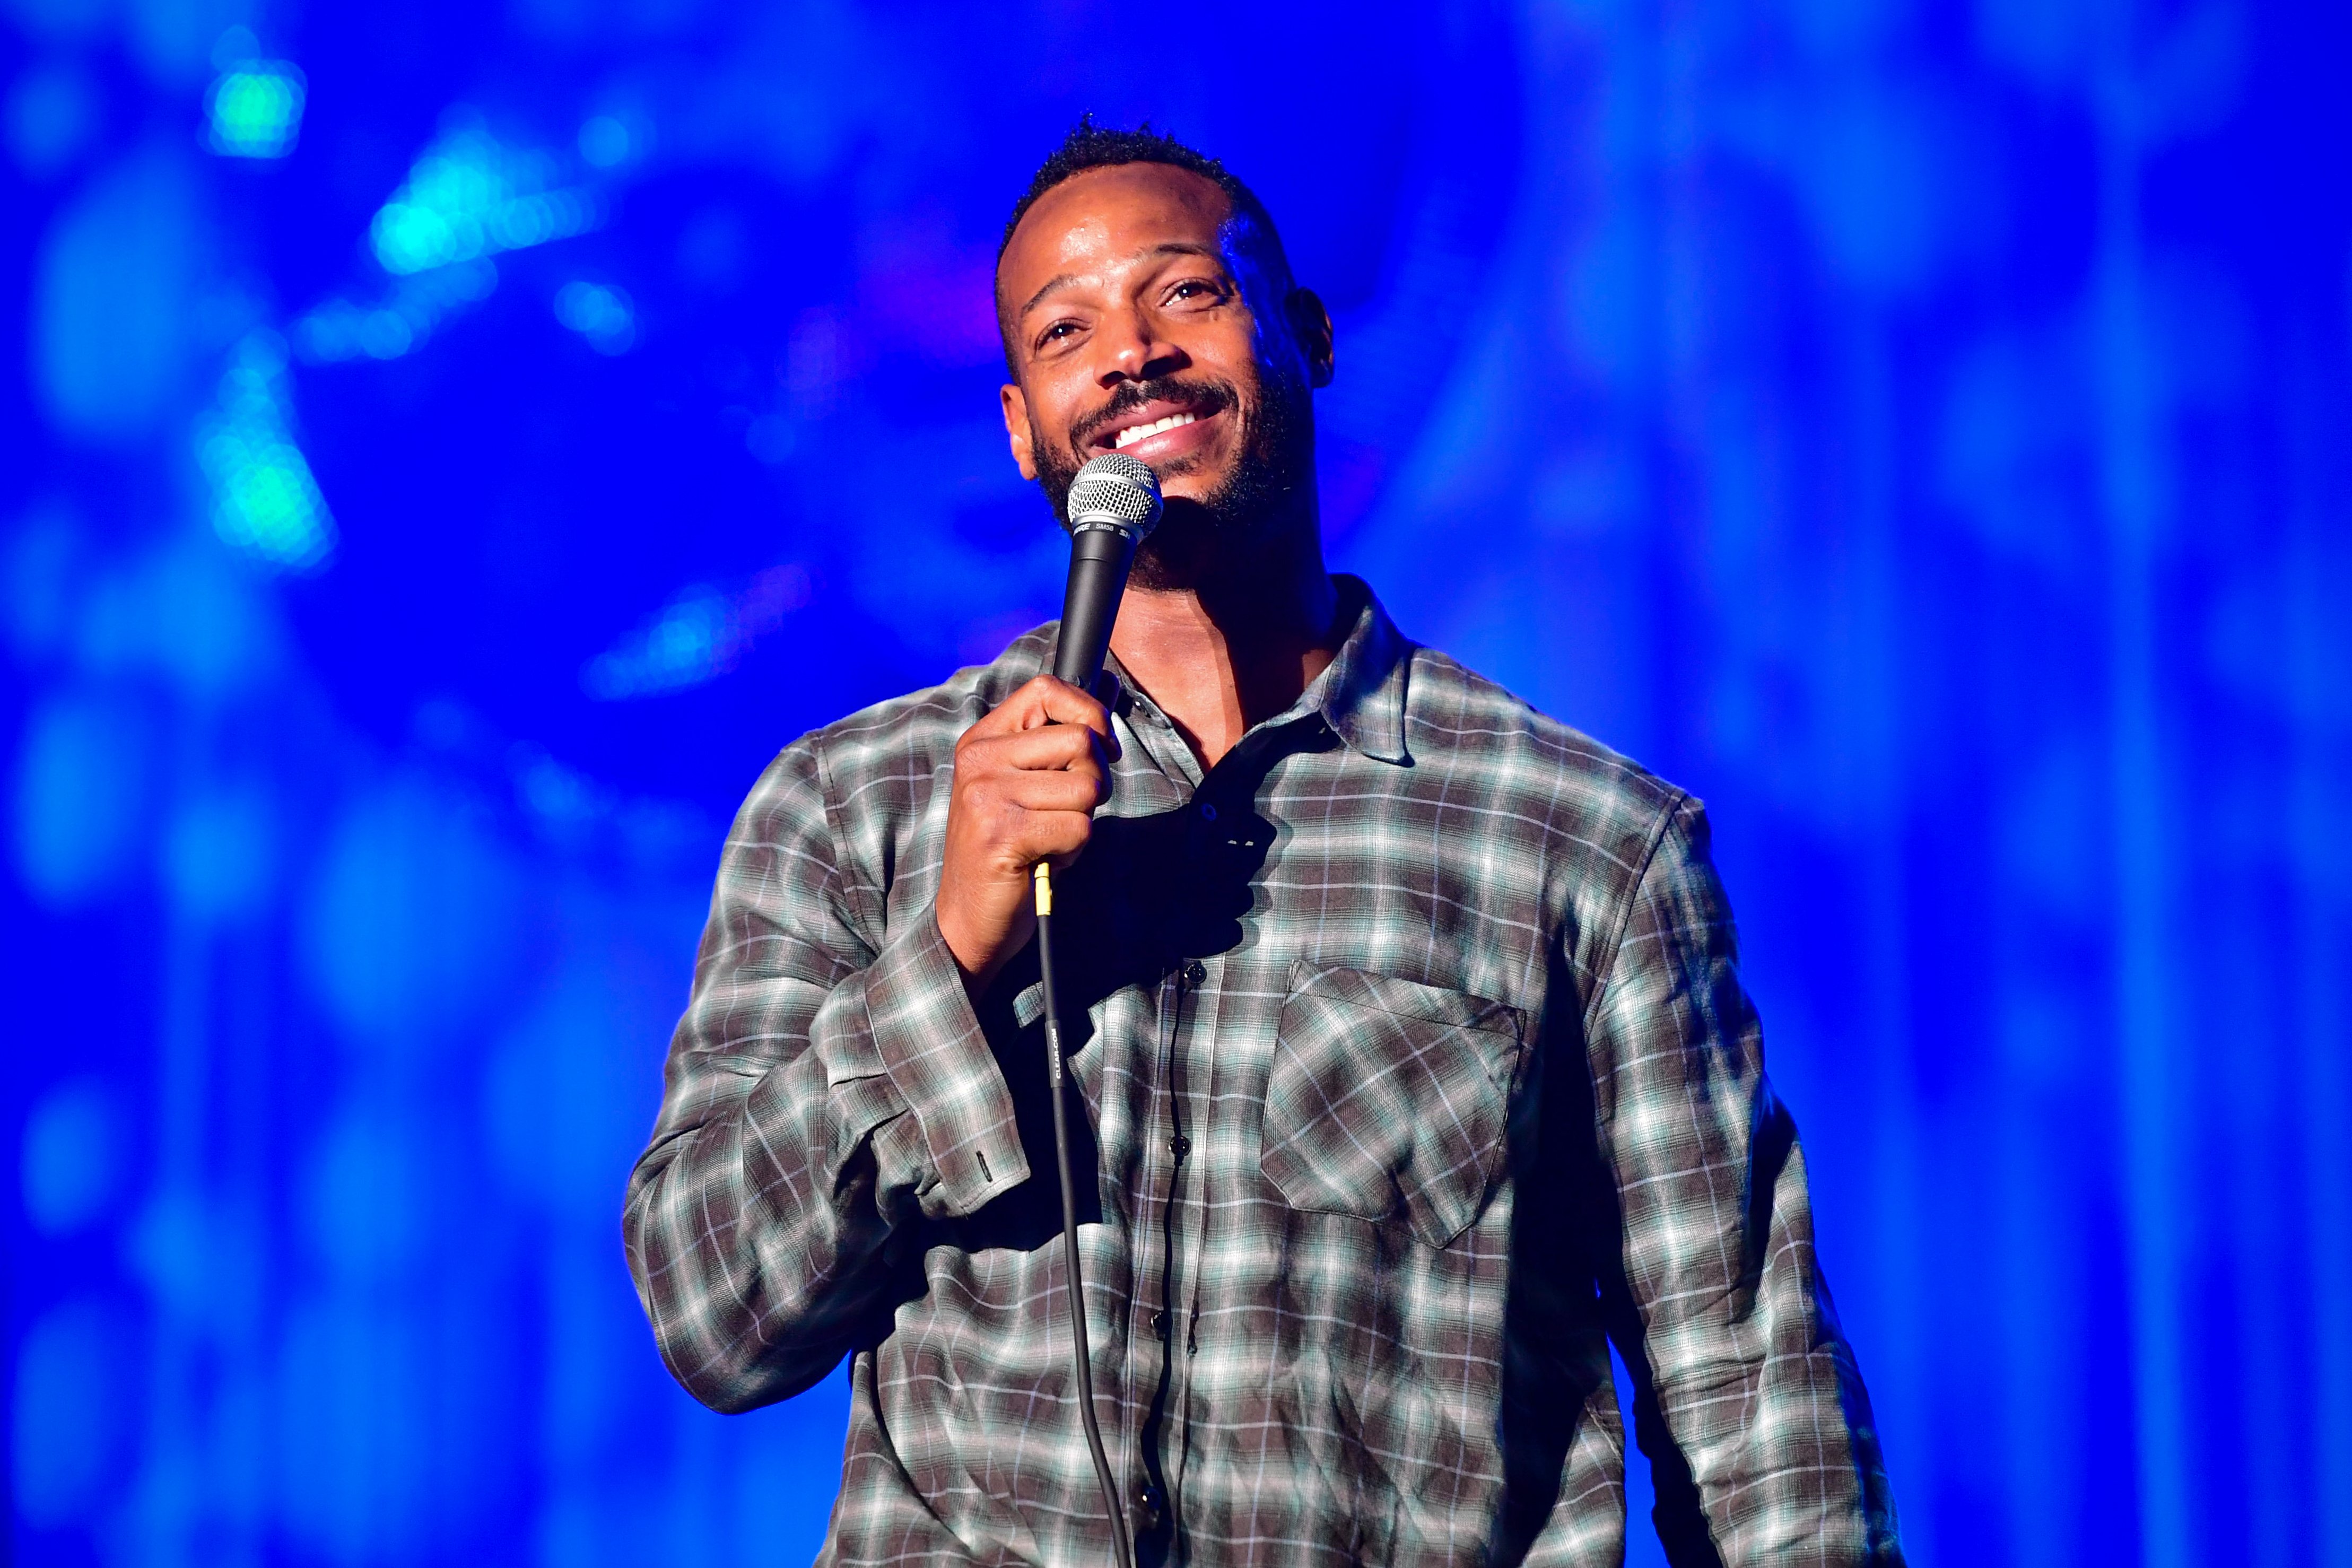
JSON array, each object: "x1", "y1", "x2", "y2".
[
  {"x1": 1166, "y1": 277, "x2": 1228, "y2": 307},
  {"x1": 1035, "y1": 319, "x2": 1084, "y2": 350}
]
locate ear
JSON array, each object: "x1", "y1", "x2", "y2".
[
  {"x1": 1285, "y1": 286, "x2": 1335, "y2": 389},
  {"x1": 1000, "y1": 381, "x2": 1039, "y2": 481}
]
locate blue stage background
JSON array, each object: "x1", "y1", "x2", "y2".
[{"x1": 6, "y1": 0, "x2": 2348, "y2": 1563}]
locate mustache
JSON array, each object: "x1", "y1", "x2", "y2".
[{"x1": 1066, "y1": 375, "x2": 1239, "y2": 452}]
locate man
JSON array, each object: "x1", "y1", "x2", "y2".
[{"x1": 625, "y1": 124, "x2": 1902, "y2": 1567}]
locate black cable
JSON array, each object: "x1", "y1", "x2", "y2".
[{"x1": 1033, "y1": 862, "x2": 1137, "y2": 1568}]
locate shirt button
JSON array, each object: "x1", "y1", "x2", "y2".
[
  {"x1": 1170, "y1": 1134, "x2": 1191, "y2": 1160},
  {"x1": 1150, "y1": 1310, "x2": 1168, "y2": 1337},
  {"x1": 1197, "y1": 801, "x2": 1218, "y2": 821},
  {"x1": 1135, "y1": 1482, "x2": 1166, "y2": 1532},
  {"x1": 1182, "y1": 960, "x2": 1207, "y2": 987}
]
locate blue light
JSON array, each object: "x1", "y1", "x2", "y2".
[
  {"x1": 126, "y1": 1191, "x2": 263, "y2": 1336},
  {"x1": 21, "y1": 1079, "x2": 125, "y2": 1236},
  {"x1": 271, "y1": 1296, "x2": 435, "y2": 1561},
  {"x1": 292, "y1": 256, "x2": 499, "y2": 364},
  {"x1": 5, "y1": 59, "x2": 99, "y2": 179},
  {"x1": 578, "y1": 114, "x2": 632, "y2": 168},
  {"x1": 31, "y1": 150, "x2": 209, "y2": 443},
  {"x1": 554, "y1": 278, "x2": 635, "y2": 353},
  {"x1": 3, "y1": 501, "x2": 84, "y2": 660},
  {"x1": 298, "y1": 780, "x2": 529, "y2": 1050},
  {"x1": 76, "y1": 537, "x2": 285, "y2": 701},
  {"x1": 206, "y1": 60, "x2": 306, "y2": 159},
  {"x1": 197, "y1": 330, "x2": 337, "y2": 573},
  {"x1": 583, "y1": 585, "x2": 726, "y2": 696},
  {"x1": 369, "y1": 117, "x2": 604, "y2": 276},
  {"x1": 163, "y1": 786, "x2": 278, "y2": 925},
  {"x1": 300, "y1": 1114, "x2": 429, "y2": 1285},
  {"x1": 11, "y1": 687, "x2": 152, "y2": 909},
  {"x1": 11, "y1": 1297, "x2": 133, "y2": 1528},
  {"x1": 484, "y1": 962, "x2": 669, "y2": 1217},
  {"x1": 581, "y1": 564, "x2": 811, "y2": 699}
]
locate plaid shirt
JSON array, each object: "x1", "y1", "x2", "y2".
[{"x1": 625, "y1": 581, "x2": 1902, "y2": 1567}]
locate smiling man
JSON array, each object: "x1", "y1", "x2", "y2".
[{"x1": 625, "y1": 125, "x2": 1903, "y2": 1567}]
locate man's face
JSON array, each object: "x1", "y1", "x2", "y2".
[{"x1": 996, "y1": 164, "x2": 1330, "y2": 561}]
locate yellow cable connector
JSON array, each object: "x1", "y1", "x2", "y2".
[{"x1": 1033, "y1": 860, "x2": 1053, "y2": 917}]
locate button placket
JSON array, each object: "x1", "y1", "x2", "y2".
[
  {"x1": 1147, "y1": 931, "x2": 1224, "y2": 1544},
  {"x1": 1127, "y1": 919, "x2": 1196, "y2": 1544}
]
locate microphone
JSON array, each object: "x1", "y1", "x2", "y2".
[
  {"x1": 1051, "y1": 452, "x2": 1163, "y2": 690},
  {"x1": 1035, "y1": 449, "x2": 1158, "y2": 1568}
]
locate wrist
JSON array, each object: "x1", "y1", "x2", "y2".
[{"x1": 934, "y1": 897, "x2": 1007, "y2": 997}]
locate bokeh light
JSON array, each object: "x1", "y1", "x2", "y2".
[
  {"x1": 206, "y1": 58, "x2": 306, "y2": 160},
  {"x1": 368, "y1": 116, "x2": 603, "y2": 276}
]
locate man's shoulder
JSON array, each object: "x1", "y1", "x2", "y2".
[{"x1": 1398, "y1": 640, "x2": 1687, "y2": 853}]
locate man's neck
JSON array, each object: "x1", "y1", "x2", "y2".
[{"x1": 1107, "y1": 525, "x2": 1343, "y2": 771}]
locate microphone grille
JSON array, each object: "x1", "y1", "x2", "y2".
[{"x1": 1065, "y1": 452, "x2": 1163, "y2": 540}]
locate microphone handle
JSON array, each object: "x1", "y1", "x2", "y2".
[{"x1": 1052, "y1": 526, "x2": 1139, "y2": 689}]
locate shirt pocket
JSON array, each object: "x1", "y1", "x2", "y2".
[{"x1": 1259, "y1": 959, "x2": 1527, "y2": 1249}]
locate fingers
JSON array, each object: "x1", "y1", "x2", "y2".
[
  {"x1": 963, "y1": 675, "x2": 1118, "y2": 754},
  {"x1": 1012, "y1": 806, "x2": 1095, "y2": 866},
  {"x1": 934, "y1": 675, "x2": 1120, "y2": 987},
  {"x1": 965, "y1": 766, "x2": 1108, "y2": 818},
  {"x1": 1021, "y1": 675, "x2": 1117, "y2": 746},
  {"x1": 963, "y1": 725, "x2": 1112, "y2": 794}
]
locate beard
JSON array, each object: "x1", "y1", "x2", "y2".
[{"x1": 1030, "y1": 364, "x2": 1314, "y2": 587}]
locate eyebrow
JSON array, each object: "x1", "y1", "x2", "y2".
[{"x1": 1015, "y1": 242, "x2": 1229, "y2": 323}]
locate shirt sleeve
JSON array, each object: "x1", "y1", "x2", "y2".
[
  {"x1": 621, "y1": 739, "x2": 1032, "y2": 1414},
  {"x1": 1583, "y1": 793, "x2": 1904, "y2": 1565}
]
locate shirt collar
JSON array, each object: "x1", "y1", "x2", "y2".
[
  {"x1": 1295, "y1": 575, "x2": 1412, "y2": 765},
  {"x1": 1014, "y1": 573, "x2": 1413, "y2": 769}
]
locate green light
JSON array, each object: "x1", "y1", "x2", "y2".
[
  {"x1": 371, "y1": 203, "x2": 465, "y2": 275},
  {"x1": 206, "y1": 63, "x2": 306, "y2": 159},
  {"x1": 368, "y1": 125, "x2": 605, "y2": 276},
  {"x1": 203, "y1": 428, "x2": 335, "y2": 573},
  {"x1": 197, "y1": 334, "x2": 337, "y2": 574}
]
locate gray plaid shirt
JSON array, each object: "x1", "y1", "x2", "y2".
[{"x1": 625, "y1": 581, "x2": 1901, "y2": 1567}]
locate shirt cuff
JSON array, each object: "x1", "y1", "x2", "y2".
[{"x1": 864, "y1": 908, "x2": 1032, "y2": 1217}]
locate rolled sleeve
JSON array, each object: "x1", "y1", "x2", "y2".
[
  {"x1": 624, "y1": 735, "x2": 1030, "y2": 1413},
  {"x1": 865, "y1": 907, "x2": 1032, "y2": 1218}
]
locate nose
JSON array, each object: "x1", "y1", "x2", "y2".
[{"x1": 1094, "y1": 304, "x2": 1186, "y2": 387}]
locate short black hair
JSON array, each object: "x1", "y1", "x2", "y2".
[{"x1": 997, "y1": 118, "x2": 1294, "y2": 289}]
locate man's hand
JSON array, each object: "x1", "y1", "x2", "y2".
[{"x1": 936, "y1": 675, "x2": 1118, "y2": 991}]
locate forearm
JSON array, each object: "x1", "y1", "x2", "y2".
[
  {"x1": 623, "y1": 1029, "x2": 904, "y2": 1409},
  {"x1": 1633, "y1": 1095, "x2": 1898, "y2": 1564},
  {"x1": 624, "y1": 909, "x2": 1034, "y2": 1413},
  {"x1": 1588, "y1": 795, "x2": 1902, "y2": 1564}
]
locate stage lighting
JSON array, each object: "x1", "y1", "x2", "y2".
[
  {"x1": 580, "y1": 565, "x2": 809, "y2": 700},
  {"x1": 205, "y1": 60, "x2": 306, "y2": 159},
  {"x1": 197, "y1": 332, "x2": 336, "y2": 573},
  {"x1": 370, "y1": 117, "x2": 603, "y2": 276},
  {"x1": 554, "y1": 280, "x2": 635, "y2": 355}
]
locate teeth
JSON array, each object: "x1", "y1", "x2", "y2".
[{"x1": 1113, "y1": 411, "x2": 1196, "y2": 449}]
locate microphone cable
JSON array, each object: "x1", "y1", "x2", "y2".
[
  {"x1": 1032, "y1": 449, "x2": 1159, "y2": 1568},
  {"x1": 1033, "y1": 860, "x2": 1137, "y2": 1568}
]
